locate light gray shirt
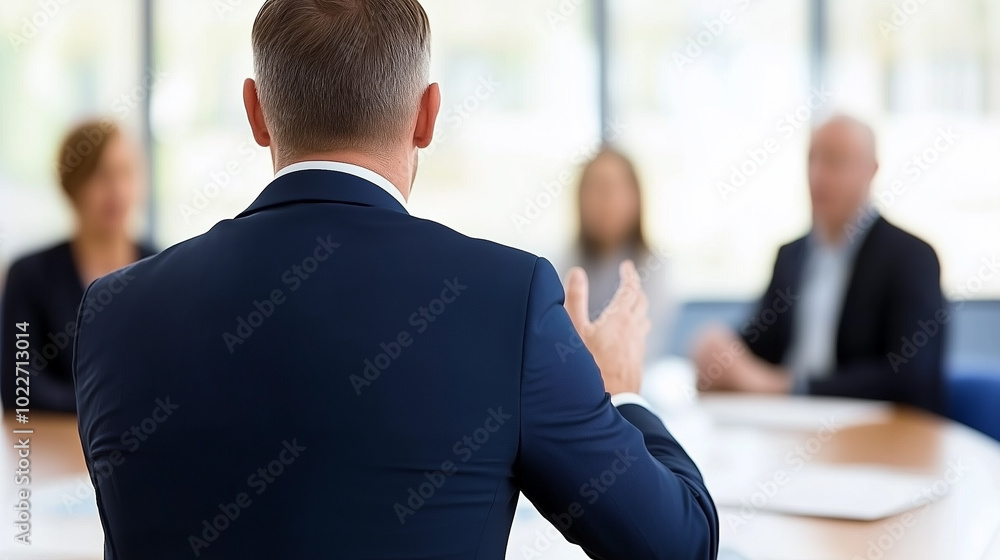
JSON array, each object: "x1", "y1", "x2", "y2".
[
  {"x1": 784, "y1": 210, "x2": 878, "y2": 391},
  {"x1": 561, "y1": 245, "x2": 676, "y2": 365}
]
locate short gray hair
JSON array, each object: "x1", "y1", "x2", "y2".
[{"x1": 251, "y1": 0, "x2": 431, "y2": 158}]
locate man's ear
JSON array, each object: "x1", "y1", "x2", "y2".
[
  {"x1": 243, "y1": 78, "x2": 271, "y2": 148},
  {"x1": 413, "y1": 83, "x2": 441, "y2": 150}
]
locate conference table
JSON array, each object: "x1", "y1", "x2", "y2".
[{"x1": 2, "y1": 368, "x2": 999, "y2": 559}]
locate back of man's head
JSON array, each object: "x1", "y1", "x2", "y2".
[{"x1": 251, "y1": 0, "x2": 431, "y2": 160}]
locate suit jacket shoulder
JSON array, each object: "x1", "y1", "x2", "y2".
[
  {"x1": 861, "y1": 217, "x2": 940, "y2": 268},
  {"x1": 6, "y1": 241, "x2": 73, "y2": 283}
]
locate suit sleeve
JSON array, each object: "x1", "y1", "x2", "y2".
[
  {"x1": 806, "y1": 242, "x2": 946, "y2": 414},
  {"x1": 740, "y1": 247, "x2": 788, "y2": 364},
  {"x1": 515, "y1": 258, "x2": 718, "y2": 560}
]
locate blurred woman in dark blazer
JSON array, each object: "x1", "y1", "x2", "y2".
[
  {"x1": 1, "y1": 119, "x2": 155, "y2": 412},
  {"x1": 565, "y1": 148, "x2": 676, "y2": 363}
]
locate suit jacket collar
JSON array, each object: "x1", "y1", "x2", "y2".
[
  {"x1": 785, "y1": 214, "x2": 888, "y2": 319},
  {"x1": 837, "y1": 214, "x2": 889, "y2": 322},
  {"x1": 237, "y1": 169, "x2": 409, "y2": 219},
  {"x1": 805, "y1": 206, "x2": 880, "y2": 255},
  {"x1": 793, "y1": 213, "x2": 887, "y2": 279}
]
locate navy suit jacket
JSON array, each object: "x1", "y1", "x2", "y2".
[
  {"x1": 740, "y1": 216, "x2": 947, "y2": 414},
  {"x1": 1, "y1": 242, "x2": 155, "y2": 412},
  {"x1": 74, "y1": 169, "x2": 718, "y2": 559}
]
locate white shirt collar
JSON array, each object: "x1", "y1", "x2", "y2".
[{"x1": 272, "y1": 160, "x2": 408, "y2": 211}]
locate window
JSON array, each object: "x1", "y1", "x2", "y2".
[
  {"x1": 150, "y1": 0, "x2": 600, "y2": 264},
  {"x1": 150, "y1": 0, "x2": 271, "y2": 246},
  {"x1": 826, "y1": 0, "x2": 1000, "y2": 299},
  {"x1": 609, "y1": 0, "x2": 812, "y2": 298},
  {"x1": 0, "y1": 0, "x2": 143, "y2": 261},
  {"x1": 413, "y1": 0, "x2": 599, "y2": 261},
  {"x1": 2, "y1": 0, "x2": 996, "y2": 300}
]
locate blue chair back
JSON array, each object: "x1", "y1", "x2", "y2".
[
  {"x1": 668, "y1": 301, "x2": 754, "y2": 357},
  {"x1": 947, "y1": 372, "x2": 1000, "y2": 442},
  {"x1": 945, "y1": 300, "x2": 1000, "y2": 371}
]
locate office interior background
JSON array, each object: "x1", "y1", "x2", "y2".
[
  {"x1": 1, "y1": 0, "x2": 999, "y2": 337},
  {"x1": 4, "y1": 2, "x2": 1000, "y2": 559}
]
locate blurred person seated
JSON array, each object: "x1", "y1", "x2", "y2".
[
  {"x1": 566, "y1": 148, "x2": 675, "y2": 363},
  {"x1": 1, "y1": 120, "x2": 154, "y2": 413},
  {"x1": 693, "y1": 115, "x2": 946, "y2": 414}
]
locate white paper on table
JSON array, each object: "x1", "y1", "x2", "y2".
[
  {"x1": 700, "y1": 394, "x2": 893, "y2": 431},
  {"x1": 713, "y1": 464, "x2": 947, "y2": 521}
]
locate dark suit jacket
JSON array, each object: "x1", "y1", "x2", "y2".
[
  {"x1": 73, "y1": 169, "x2": 718, "y2": 559},
  {"x1": 0, "y1": 242, "x2": 155, "y2": 412},
  {"x1": 740, "y1": 216, "x2": 947, "y2": 414}
]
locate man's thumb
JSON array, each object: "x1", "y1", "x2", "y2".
[{"x1": 564, "y1": 267, "x2": 590, "y2": 332}]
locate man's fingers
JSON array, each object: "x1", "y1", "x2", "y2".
[
  {"x1": 564, "y1": 267, "x2": 591, "y2": 332},
  {"x1": 618, "y1": 260, "x2": 650, "y2": 320},
  {"x1": 633, "y1": 288, "x2": 650, "y2": 322},
  {"x1": 607, "y1": 261, "x2": 640, "y2": 314}
]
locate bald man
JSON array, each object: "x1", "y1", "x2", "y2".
[{"x1": 693, "y1": 116, "x2": 947, "y2": 414}]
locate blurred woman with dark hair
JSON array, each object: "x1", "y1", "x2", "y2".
[
  {"x1": 1, "y1": 119, "x2": 155, "y2": 412},
  {"x1": 567, "y1": 148, "x2": 675, "y2": 363}
]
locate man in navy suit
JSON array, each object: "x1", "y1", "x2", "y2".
[
  {"x1": 73, "y1": 1, "x2": 718, "y2": 558},
  {"x1": 693, "y1": 116, "x2": 946, "y2": 414}
]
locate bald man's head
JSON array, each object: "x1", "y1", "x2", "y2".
[{"x1": 808, "y1": 115, "x2": 880, "y2": 242}]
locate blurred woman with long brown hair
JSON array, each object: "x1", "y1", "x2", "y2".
[{"x1": 567, "y1": 148, "x2": 675, "y2": 363}]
